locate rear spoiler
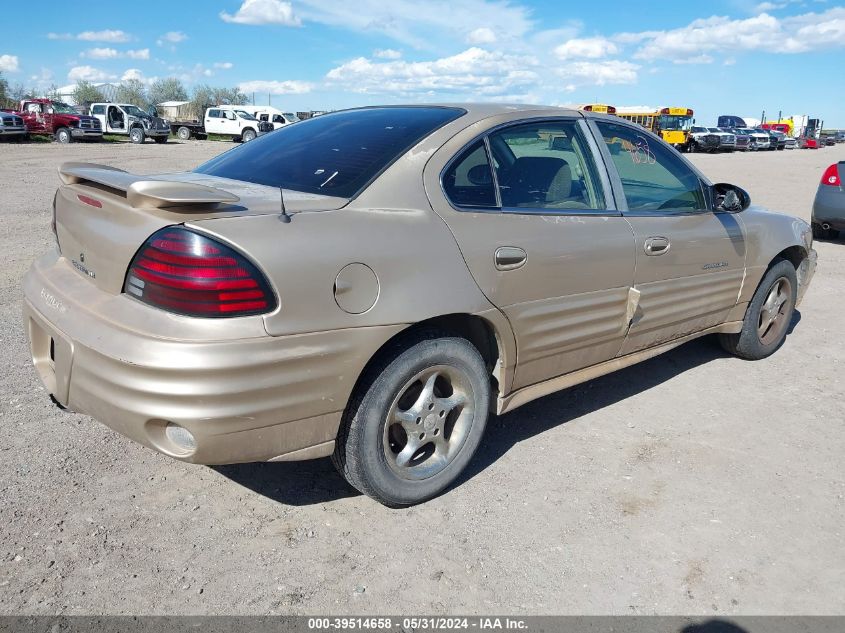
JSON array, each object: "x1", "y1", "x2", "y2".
[{"x1": 58, "y1": 162, "x2": 240, "y2": 209}]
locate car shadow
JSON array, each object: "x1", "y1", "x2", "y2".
[
  {"x1": 213, "y1": 315, "x2": 802, "y2": 507},
  {"x1": 679, "y1": 619, "x2": 749, "y2": 633}
]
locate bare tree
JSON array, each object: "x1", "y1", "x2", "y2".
[
  {"x1": 149, "y1": 78, "x2": 188, "y2": 105},
  {"x1": 72, "y1": 81, "x2": 105, "y2": 109},
  {"x1": 115, "y1": 79, "x2": 149, "y2": 108}
]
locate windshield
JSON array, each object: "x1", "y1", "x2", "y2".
[
  {"x1": 51, "y1": 102, "x2": 78, "y2": 114},
  {"x1": 691, "y1": 126, "x2": 707, "y2": 133},
  {"x1": 122, "y1": 105, "x2": 148, "y2": 117},
  {"x1": 657, "y1": 115, "x2": 692, "y2": 131},
  {"x1": 708, "y1": 128, "x2": 722, "y2": 133},
  {"x1": 235, "y1": 110, "x2": 258, "y2": 121},
  {"x1": 283, "y1": 112, "x2": 300, "y2": 122},
  {"x1": 195, "y1": 106, "x2": 465, "y2": 198}
]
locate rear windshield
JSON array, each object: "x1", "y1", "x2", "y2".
[{"x1": 195, "y1": 106, "x2": 465, "y2": 198}]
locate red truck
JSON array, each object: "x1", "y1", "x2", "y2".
[{"x1": 17, "y1": 99, "x2": 103, "y2": 143}]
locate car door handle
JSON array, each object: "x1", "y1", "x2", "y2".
[
  {"x1": 495, "y1": 246, "x2": 527, "y2": 271},
  {"x1": 644, "y1": 236, "x2": 670, "y2": 256}
]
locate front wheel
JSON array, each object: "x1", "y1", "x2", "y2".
[
  {"x1": 129, "y1": 127, "x2": 145, "y2": 144},
  {"x1": 55, "y1": 128, "x2": 72, "y2": 144},
  {"x1": 241, "y1": 128, "x2": 257, "y2": 142},
  {"x1": 333, "y1": 331, "x2": 490, "y2": 507},
  {"x1": 719, "y1": 259, "x2": 797, "y2": 360}
]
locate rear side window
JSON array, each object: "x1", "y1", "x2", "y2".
[
  {"x1": 489, "y1": 121, "x2": 605, "y2": 210},
  {"x1": 196, "y1": 107, "x2": 465, "y2": 199}
]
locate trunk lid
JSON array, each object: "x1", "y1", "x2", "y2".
[{"x1": 54, "y1": 162, "x2": 347, "y2": 294}]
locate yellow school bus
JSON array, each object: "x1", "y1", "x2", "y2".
[
  {"x1": 616, "y1": 107, "x2": 694, "y2": 150},
  {"x1": 580, "y1": 104, "x2": 617, "y2": 115}
]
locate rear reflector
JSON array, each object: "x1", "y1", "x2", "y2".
[
  {"x1": 124, "y1": 227, "x2": 277, "y2": 317},
  {"x1": 77, "y1": 194, "x2": 102, "y2": 208},
  {"x1": 821, "y1": 163, "x2": 841, "y2": 187}
]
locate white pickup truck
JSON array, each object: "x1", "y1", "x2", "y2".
[{"x1": 203, "y1": 106, "x2": 269, "y2": 142}]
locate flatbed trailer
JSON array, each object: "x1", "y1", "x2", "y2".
[{"x1": 169, "y1": 120, "x2": 208, "y2": 140}]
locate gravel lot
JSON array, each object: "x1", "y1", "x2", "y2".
[{"x1": 1, "y1": 138, "x2": 843, "y2": 616}]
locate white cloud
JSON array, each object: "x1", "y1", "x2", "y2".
[
  {"x1": 622, "y1": 7, "x2": 845, "y2": 62},
  {"x1": 296, "y1": 0, "x2": 532, "y2": 51},
  {"x1": 83, "y1": 47, "x2": 149, "y2": 60},
  {"x1": 467, "y1": 27, "x2": 497, "y2": 44},
  {"x1": 326, "y1": 47, "x2": 538, "y2": 96},
  {"x1": 68, "y1": 65, "x2": 116, "y2": 82},
  {"x1": 157, "y1": 31, "x2": 188, "y2": 46},
  {"x1": 220, "y1": 0, "x2": 301, "y2": 26},
  {"x1": 0, "y1": 54, "x2": 19, "y2": 72},
  {"x1": 49, "y1": 30, "x2": 131, "y2": 42},
  {"x1": 83, "y1": 47, "x2": 119, "y2": 59},
  {"x1": 554, "y1": 37, "x2": 619, "y2": 60},
  {"x1": 213, "y1": 61, "x2": 234, "y2": 69},
  {"x1": 556, "y1": 60, "x2": 639, "y2": 86},
  {"x1": 373, "y1": 48, "x2": 402, "y2": 59},
  {"x1": 239, "y1": 80, "x2": 314, "y2": 94},
  {"x1": 121, "y1": 68, "x2": 144, "y2": 82}
]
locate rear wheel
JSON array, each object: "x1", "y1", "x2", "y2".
[
  {"x1": 719, "y1": 259, "x2": 797, "y2": 360},
  {"x1": 177, "y1": 126, "x2": 191, "y2": 140},
  {"x1": 129, "y1": 127, "x2": 145, "y2": 144},
  {"x1": 55, "y1": 128, "x2": 72, "y2": 144},
  {"x1": 333, "y1": 331, "x2": 490, "y2": 507}
]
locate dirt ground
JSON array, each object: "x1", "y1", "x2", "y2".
[{"x1": 1, "y1": 138, "x2": 843, "y2": 616}]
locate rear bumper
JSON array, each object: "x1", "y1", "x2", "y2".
[
  {"x1": 812, "y1": 187, "x2": 845, "y2": 228},
  {"x1": 23, "y1": 250, "x2": 404, "y2": 465}
]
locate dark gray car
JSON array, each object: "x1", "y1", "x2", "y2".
[{"x1": 812, "y1": 161, "x2": 844, "y2": 239}]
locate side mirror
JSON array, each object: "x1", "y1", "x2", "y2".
[
  {"x1": 713, "y1": 182, "x2": 750, "y2": 213},
  {"x1": 467, "y1": 164, "x2": 492, "y2": 186}
]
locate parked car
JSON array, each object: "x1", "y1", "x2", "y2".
[
  {"x1": 783, "y1": 136, "x2": 797, "y2": 150},
  {"x1": 724, "y1": 127, "x2": 750, "y2": 151},
  {"x1": 768, "y1": 130, "x2": 788, "y2": 150},
  {"x1": 688, "y1": 126, "x2": 720, "y2": 152},
  {"x1": 0, "y1": 110, "x2": 28, "y2": 141},
  {"x1": 821, "y1": 135, "x2": 836, "y2": 147},
  {"x1": 241, "y1": 105, "x2": 300, "y2": 130},
  {"x1": 741, "y1": 128, "x2": 771, "y2": 151},
  {"x1": 22, "y1": 104, "x2": 817, "y2": 506},
  {"x1": 169, "y1": 106, "x2": 273, "y2": 141},
  {"x1": 90, "y1": 103, "x2": 170, "y2": 144},
  {"x1": 17, "y1": 99, "x2": 102, "y2": 143},
  {"x1": 708, "y1": 127, "x2": 736, "y2": 152},
  {"x1": 812, "y1": 161, "x2": 844, "y2": 239}
]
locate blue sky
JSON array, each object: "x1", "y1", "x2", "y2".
[{"x1": 1, "y1": 0, "x2": 843, "y2": 125}]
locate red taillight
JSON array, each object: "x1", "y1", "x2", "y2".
[
  {"x1": 821, "y1": 164, "x2": 841, "y2": 187},
  {"x1": 124, "y1": 227, "x2": 277, "y2": 317}
]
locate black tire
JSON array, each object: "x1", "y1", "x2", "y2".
[
  {"x1": 688, "y1": 142, "x2": 697, "y2": 153},
  {"x1": 241, "y1": 128, "x2": 257, "y2": 142},
  {"x1": 55, "y1": 128, "x2": 72, "y2": 144},
  {"x1": 177, "y1": 126, "x2": 191, "y2": 140},
  {"x1": 333, "y1": 330, "x2": 490, "y2": 507},
  {"x1": 719, "y1": 259, "x2": 798, "y2": 360},
  {"x1": 153, "y1": 136, "x2": 168, "y2": 144},
  {"x1": 129, "y1": 127, "x2": 145, "y2": 144}
]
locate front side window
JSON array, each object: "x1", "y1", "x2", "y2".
[
  {"x1": 596, "y1": 121, "x2": 705, "y2": 213},
  {"x1": 488, "y1": 121, "x2": 605, "y2": 210},
  {"x1": 91, "y1": 105, "x2": 105, "y2": 115}
]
